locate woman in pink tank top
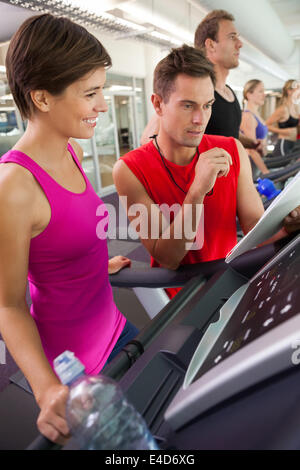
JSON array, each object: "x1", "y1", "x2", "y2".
[{"x1": 0, "y1": 14, "x2": 137, "y2": 445}]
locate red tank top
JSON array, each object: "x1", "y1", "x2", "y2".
[{"x1": 120, "y1": 134, "x2": 240, "y2": 298}]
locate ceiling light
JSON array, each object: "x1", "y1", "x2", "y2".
[
  {"x1": 118, "y1": 2, "x2": 194, "y2": 45},
  {"x1": 2, "y1": 0, "x2": 194, "y2": 50},
  {"x1": 150, "y1": 31, "x2": 182, "y2": 47},
  {"x1": 3, "y1": 0, "x2": 144, "y2": 33},
  {"x1": 89, "y1": 11, "x2": 147, "y2": 32}
]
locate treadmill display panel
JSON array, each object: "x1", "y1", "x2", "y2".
[{"x1": 192, "y1": 240, "x2": 300, "y2": 383}]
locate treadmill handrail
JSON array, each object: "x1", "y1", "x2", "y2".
[
  {"x1": 109, "y1": 239, "x2": 288, "y2": 288},
  {"x1": 109, "y1": 259, "x2": 226, "y2": 288}
]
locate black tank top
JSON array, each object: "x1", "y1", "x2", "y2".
[
  {"x1": 205, "y1": 86, "x2": 241, "y2": 139},
  {"x1": 278, "y1": 115, "x2": 299, "y2": 129}
]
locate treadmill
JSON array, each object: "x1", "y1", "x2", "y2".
[
  {"x1": 21, "y1": 233, "x2": 300, "y2": 450},
  {"x1": 116, "y1": 234, "x2": 300, "y2": 450}
]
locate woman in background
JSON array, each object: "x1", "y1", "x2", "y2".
[
  {"x1": 266, "y1": 79, "x2": 299, "y2": 156},
  {"x1": 240, "y1": 79, "x2": 269, "y2": 175}
]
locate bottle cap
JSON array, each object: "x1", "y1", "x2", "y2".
[
  {"x1": 256, "y1": 178, "x2": 281, "y2": 200},
  {"x1": 54, "y1": 350, "x2": 85, "y2": 385}
]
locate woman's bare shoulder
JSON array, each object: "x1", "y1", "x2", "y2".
[{"x1": 0, "y1": 162, "x2": 36, "y2": 208}]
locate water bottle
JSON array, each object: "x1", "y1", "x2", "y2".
[
  {"x1": 256, "y1": 178, "x2": 281, "y2": 200},
  {"x1": 53, "y1": 351, "x2": 159, "y2": 450}
]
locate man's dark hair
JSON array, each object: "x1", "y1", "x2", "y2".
[
  {"x1": 194, "y1": 9, "x2": 235, "y2": 53},
  {"x1": 153, "y1": 44, "x2": 216, "y2": 103},
  {"x1": 6, "y1": 14, "x2": 112, "y2": 119}
]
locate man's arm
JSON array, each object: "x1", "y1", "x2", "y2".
[
  {"x1": 113, "y1": 160, "x2": 202, "y2": 269},
  {"x1": 236, "y1": 139, "x2": 265, "y2": 234},
  {"x1": 235, "y1": 140, "x2": 300, "y2": 242}
]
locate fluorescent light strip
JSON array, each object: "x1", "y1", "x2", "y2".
[
  {"x1": 150, "y1": 31, "x2": 182, "y2": 46},
  {"x1": 118, "y1": 2, "x2": 194, "y2": 44},
  {"x1": 5, "y1": 1, "x2": 191, "y2": 48},
  {"x1": 7, "y1": 0, "x2": 147, "y2": 33},
  {"x1": 61, "y1": 0, "x2": 147, "y2": 31}
]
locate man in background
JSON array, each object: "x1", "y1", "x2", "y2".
[{"x1": 141, "y1": 9, "x2": 260, "y2": 153}]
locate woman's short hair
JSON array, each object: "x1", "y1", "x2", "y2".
[
  {"x1": 6, "y1": 14, "x2": 112, "y2": 119},
  {"x1": 153, "y1": 44, "x2": 216, "y2": 103}
]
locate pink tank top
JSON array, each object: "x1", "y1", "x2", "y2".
[{"x1": 0, "y1": 144, "x2": 126, "y2": 374}]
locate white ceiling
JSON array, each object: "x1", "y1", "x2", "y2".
[
  {"x1": 0, "y1": 1, "x2": 34, "y2": 43},
  {"x1": 269, "y1": 0, "x2": 300, "y2": 39},
  {"x1": 0, "y1": 0, "x2": 299, "y2": 91}
]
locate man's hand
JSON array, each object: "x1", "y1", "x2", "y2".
[
  {"x1": 108, "y1": 256, "x2": 131, "y2": 274},
  {"x1": 191, "y1": 147, "x2": 232, "y2": 197},
  {"x1": 283, "y1": 206, "x2": 300, "y2": 235}
]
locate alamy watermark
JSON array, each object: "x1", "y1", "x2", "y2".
[
  {"x1": 0, "y1": 340, "x2": 6, "y2": 365},
  {"x1": 96, "y1": 196, "x2": 205, "y2": 251},
  {"x1": 291, "y1": 339, "x2": 300, "y2": 366}
]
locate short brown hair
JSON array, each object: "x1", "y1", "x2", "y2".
[
  {"x1": 153, "y1": 44, "x2": 216, "y2": 103},
  {"x1": 194, "y1": 10, "x2": 235, "y2": 52},
  {"x1": 6, "y1": 14, "x2": 112, "y2": 119}
]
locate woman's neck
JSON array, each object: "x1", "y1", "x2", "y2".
[
  {"x1": 246, "y1": 101, "x2": 259, "y2": 114},
  {"x1": 14, "y1": 119, "x2": 70, "y2": 168}
]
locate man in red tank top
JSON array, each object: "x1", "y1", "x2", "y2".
[{"x1": 113, "y1": 46, "x2": 300, "y2": 298}]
